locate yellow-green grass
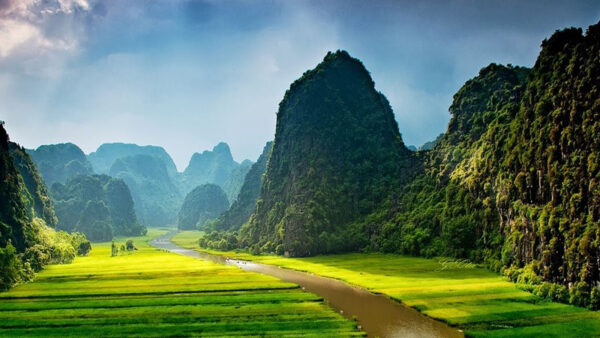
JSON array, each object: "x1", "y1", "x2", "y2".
[
  {"x1": 0, "y1": 229, "x2": 361, "y2": 337},
  {"x1": 173, "y1": 231, "x2": 600, "y2": 337}
]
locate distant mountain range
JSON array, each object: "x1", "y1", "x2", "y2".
[{"x1": 27, "y1": 141, "x2": 253, "y2": 227}]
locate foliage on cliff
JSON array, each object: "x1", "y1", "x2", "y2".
[
  {"x1": 27, "y1": 143, "x2": 93, "y2": 186},
  {"x1": 207, "y1": 141, "x2": 272, "y2": 232},
  {"x1": 109, "y1": 154, "x2": 182, "y2": 227},
  {"x1": 177, "y1": 184, "x2": 229, "y2": 230},
  {"x1": 52, "y1": 174, "x2": 146, "y2": 241},
  {"x1": 0, "y1": 125, "x2": 90, "y2": 291},
  {"x1": 374, "y1": 23, "x2": 600, "y2": 309},
  {"x1": 239, "y1": 51, "x2": 419, "y2": 256}
]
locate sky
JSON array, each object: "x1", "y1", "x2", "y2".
[{"x1": 1, "y1": 0, "x2": 599, "y2": 171}]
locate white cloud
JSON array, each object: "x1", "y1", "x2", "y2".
[{"x1": 0, "y1": 0, "x2": 91, "y2": 62}]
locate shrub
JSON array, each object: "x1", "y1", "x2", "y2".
[
  {"x1": 549, "y1": 283, "x2": 569, "y2": 303},
  {"x1": 569, "y1": 281, "x2": 589, "y2": 307},
  {"x1": 0, "y1": 244, "x2": 24, "y2": 291},
  {"x1": 23, "y1": 244, "x2": 50, "y2": 272},
  {"x1": 77, "y1": 241, "x2": 91, "y2": 256},
  {"x1": 126, "y1": 239, "x2": 137, "y2": 251}
]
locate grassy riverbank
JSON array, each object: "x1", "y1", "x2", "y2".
[
  {"x1": 0, "y1": 229, "x2": 360, "y2": 337},
  {"x1": 173, "y1": 231, "x2": 600, "y2": 337}
]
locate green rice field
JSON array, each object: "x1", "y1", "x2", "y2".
[
  {"x1": 173, "y1": 231, "x2": 600, "y2": 337},
  {"x1": 0, "y1": 229, "x2": 360, "y2": 337}
]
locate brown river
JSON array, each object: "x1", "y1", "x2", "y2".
[{"x1": 150, "y1": 232, "x2": 463, "y2": 338}]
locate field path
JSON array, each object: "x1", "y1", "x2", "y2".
[{"x1": 152, "y1": 232, "x2": 463, "y2": 338}]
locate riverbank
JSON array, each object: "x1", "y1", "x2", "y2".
[
  {"x1": 156, "y1": 231, "x2": 462, "y2": 338},
  {"x1": 172, "y1": 231, "x2": 600, "y2": 337},
  {"x1": 0, "y1": 230, "x2": 360, "y2": 337}
]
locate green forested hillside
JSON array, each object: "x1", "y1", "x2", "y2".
[
  {"x1": 208, "y1": 141, "x2": 272, "y2": 232},
  {"x1": 27, "y1": 143, "x2": 93, "y2": 186},
  {"x1": 0, "y1": 124, "x2": 90, "y2": 290},
  {"x1": 371, "y1": 23, "x2": 600, "y2": 308},
  {"x1": 9, "y1": 142, "x2": 58, "y2": 227},
  {"x1": 370, "y1": 63, "x2": 530, "y2": 259},
  {"x1": 201, "y1": 23, "x2": 600, "y2": 309},
  {"x1": 109, "y1": 154, "x2": 182, "y2": 227},
  {"x1": 51, "y1": 175, "x2": 146, "y2": 241},
  {"x1": 181, "y1": 142, "x2": 246, "y2": 200},
  {"x1": 239, "y1": 51, "x2": 419, "y2": 256},
  {"x1": 178, "y1": 184, "x2": 230, "y2": 230}
]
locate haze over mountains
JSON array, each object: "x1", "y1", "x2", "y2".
[{"x1": 26, "y1": 141, "x2": 254, "y2": 228}]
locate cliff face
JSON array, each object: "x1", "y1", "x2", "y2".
[
  {"x1": 9, "y1": 142, "x2": 58, "y2": 228},
  {"x1": 240, "y1": 51, "x2": 418, "y2": 256},
  {"x1": 177, "y1": 184, "x2": 229, "y2": 230},
  {"x1": 109, "y1": 154, "x2": 182, "y2": 227},
  {"x1": 373, "y1": 22, "x2": 600, "y2": 307},
  {"x1": 0, "y1": 124, "x2": 91, "y2": 291},
  {"x1": 0, "y1": 124, "x2": 32, "y2": 252},
  {"x1": 208, "y1": 141, "x2": 272, "y2": 232},
  {"x1": 182, "y1": 142, "x2": 241, "y2": 197}
]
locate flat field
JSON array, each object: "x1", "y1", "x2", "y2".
[
  {"x1": 173, "y1": 231, "x2": 600, "y2": 337},
  {"x1": 0, "y1": 229, "x2": 360, "y2": 337}
]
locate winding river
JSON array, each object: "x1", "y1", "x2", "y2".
[{"x1": 150, "y1": 232, "x2": 463, "y2": 338}]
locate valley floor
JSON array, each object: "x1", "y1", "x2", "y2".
[
  {"x1": 0, "y1": 229, "x2": 360, "y2": 337},
  {"x1": 172, "y1": 231, "x2": 600, "y2": 338}
]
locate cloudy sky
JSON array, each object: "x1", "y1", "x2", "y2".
[{"x1": 1, "y1": 0, "x2": 599, "y2": 170}]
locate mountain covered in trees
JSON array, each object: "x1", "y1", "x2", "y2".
[
  {"x1": 239, "y1": 51, "x2": 419, "y2": 256},
  {"x1": 1, "y1": 124, "x2": 90, "y2": 290},
  {"x1": 366, "y1": 23, "x2": 600, "y2": 308},
  {"x1": 177, "y1": 184, "x2": 229, "y2": 230},
  {"x1": 27, "y1": 143, "x2": 93, "y2": 186},
  {"x1": 88, "y1": 143, "x2": 178, "y2": 177},
  {"x1": 181, "y1": 142, "x2": 251, "y2": 201},
  {"x1": 9, "y1": 143, "x2": 58, "y2": 228},
  {"x1": 109, "y1": 154, "x2": 182, "y2": 227},
  {"x1": 200, "y1": 22, "x2": 600, "y2": 309},
  {"x1": 221, "y1": 159, "x2": 253, "y2": 204},
  {"x1": 77, "y1": 142, "x2": 252, "y2": 227},
  {"x1": 51, "y1": 175, "x2": 146, "y2": 241},
  {"x1": 207, "y1": 141, "x2": 272, "y2": 232}
]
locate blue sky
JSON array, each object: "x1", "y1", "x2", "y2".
[{"x1": 1, "y1": 0, "x2": 599, "y2": 170}]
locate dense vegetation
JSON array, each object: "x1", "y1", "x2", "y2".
[
  {"x1": 175, "y1": 230, "x2": 600, "y2": 337},
  {"x1": 239, "y1": 51, "x2": 419, "y2": 256},
  {"x1": 207, "y1": 141, "x2": 272, "y2": 232},
  {"x1": 177, "y1": 184, "x2": 229, "y2": 230},
  {"x1": 369, "y1": 23, "x2": 600, "y2": 309},
  {"x1": 0, "y1": 230, "x2": 359, "y2": 337},
  {"x1": 83, "y1": 142, "x2": 251, "y2": 227},
  {"x1": 51, "y1": 175, "x2": 146, "y2": 241},
  {"x1": 199, "y1": 23, "x2": 600, "y2": 310},
  {"x1": 9, "y1": 143, "x2": 58, "y2": 227},
  {"x1": 27, "y1": 143, "x2": 93, "y2": 186},
  {"x1": 181, "y1": 142, "x2": 250, "y2": 202},
  {"x1": 109, "y1": 154, "x2": 182, "y2": 227},
  {"x1": 0, "y1": 124, "x2": 90, "y2": 291}
]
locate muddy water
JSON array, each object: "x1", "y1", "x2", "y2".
[{"x1": 150, "y1": 233, "x2": 463, "y2": 338}]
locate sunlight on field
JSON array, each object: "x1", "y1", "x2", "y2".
[
  {"x1": 0, "y1": 229, "x2": 360, "y2": 337},
  {"x1": 173, "y1": 231, "x2": 600, "y2": 337}
]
